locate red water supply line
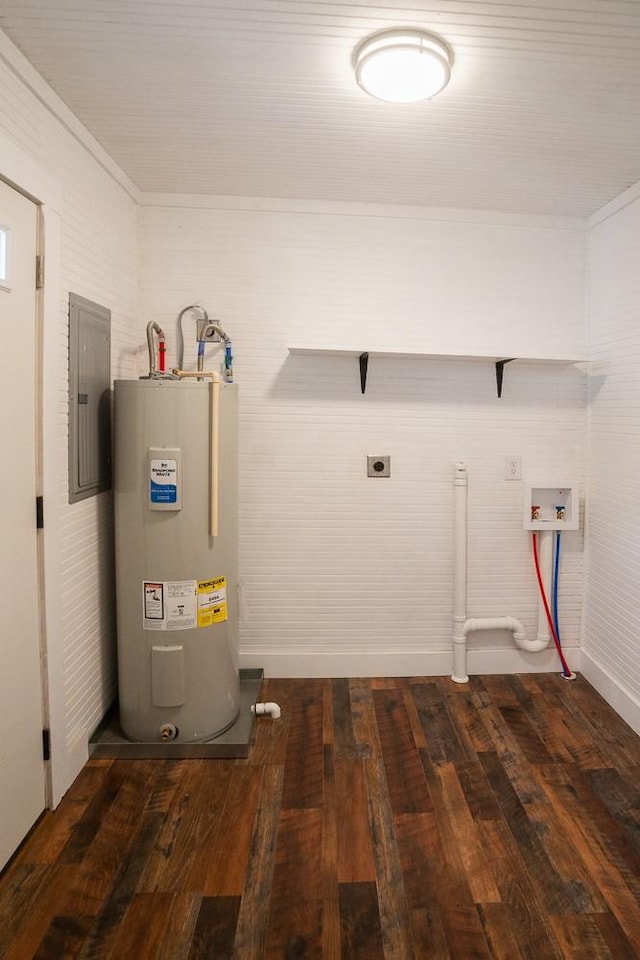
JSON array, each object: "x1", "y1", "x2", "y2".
[
  {"x1": 158, "y1": 336, "x2": 166, "y2": 373},
  {"x1": 531, "y1": 532, "x2": 572, "y2": 678}
]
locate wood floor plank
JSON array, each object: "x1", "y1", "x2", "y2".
[
  {"x1": 332, "y1": 678, "x2": 361, "y2": 759},
  {"x1": 537, "y1": 770, "x2": 640, "y2": 953},
  {"x1": 105, "y1": 892, "x2": 176, "y2": 960},
  {"x1": 584, "y1": 766, "x2": 640, "y2": 854},
  {"x1": 593, "y1": 910, "x2": 640, "y2": 960},
  {"x1": 75, "y1": 811, "x2": 167, "y2": 959},
  {"x1": 503, "y1": 676, "x2": 576, "y2": 763},
  {"x1": 143, "y1": 759, "x2": 190, "y2": 814},
  {"x1": 350, "y1": 680, "x2": 416, "y2": 960},
  {"x1": 443, "y1": 687, "x2": 498, "y2": 757},
  {"x1": 373, "y1": 687, "x2": 431, "y2": 814},
  {"x1": 453, "y1": 758, "x2": 503, "y2": 821},
  {"x1": 20, "y1": 761, "x2": 114, "y2": 867},
  {"x1": 188, "y1": 896, "x2": 241, "y2": 960},
  {"x1": 413, "y1": 761, "x2": 497, "y2": 958},
  {"x1": 394, "y1": 812, "x2": 454, "y2": 959},
  {"x1": 411, "y1": 679, "x2": 467, "y2": 765},
  {"x1": 0, "y1": 864, "x2": 52, "y2": 955},
  {"x1": 3, "y1": 865, "x2": 80, "y2": 960},
  {"x1": 548, "y1": 914, "x2": 615, "y2": 960},
  {"x1": 56, "y1": 761, "x2": 132, "y2": 865},
  {"x1": 281, "y1": 679, "x2": 325, "y2": 810},
  {"x1": 433, "y1": 762, "x2": 501, "y2": 904},
  {"x1": 136, "y1": 760, "x2": 233, "y2": 893},
  {"x1": 478, "y1": 819, "x2": 563, "y2": 960},
  {"x1": 191, "y1": 765, "x2": 263, "y2": 896},
  {"x1": 264, "y1": 808, "x2": 323, "y2": 959},
  {"x1": 335, "y1": 759, "x2": 376, "y2": 883},
  {"x1": 479, "y1": 750, "x2": 595, "y2": 915},
  {"x1": 476, "y1": 903, "x2": 525, "y2": 960},
  {"x1": 232, "y1": 764, "x2": 284, "y2": 960},
  {"x1": 519, "y1": 675, "x2": 609, "y2": 768},
  {"x1": 154, "y1": 893, "x2": 202, "y2": 960},
  {"x1": 338, "y1": 882, "x2": 384, "y2": 960},
  {"x1": 322, "y1": 744, "x2": 341, "y2": 960},
  {"x1": 497, "y1": 703, "x2": 555, "y2": 764},
  {"x1": 32, "y1": 915, "x2": 93, "y2": 960},
  {"x1": 550, "y1": 675, "x2": 640, "y2": 767},
  {"x1": 401, "y1": 682, "x2": 428, "y2": 750}
]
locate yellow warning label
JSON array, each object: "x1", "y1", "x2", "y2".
[{"x1": 197, "y1": 576, "x2": 228, "y2": 627}]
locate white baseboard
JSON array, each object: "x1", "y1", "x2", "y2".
[
  {"x1": 580, "y1": 650, "x2": 640, "y2": 736},
  {"x1": 239, "y1": 645, "x2": 580, "y2": 680}
]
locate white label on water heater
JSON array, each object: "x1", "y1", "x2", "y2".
[
  {"x1": 142, "y1": 579, "x2": 197, "y2": 630},
  {"x1": 148, "y1": 448, "x2": 182, "y2": 510}
]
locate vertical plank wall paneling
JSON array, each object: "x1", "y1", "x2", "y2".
[
  {"x1": 141, "y1": 201, "x2": 587, "y2": 677},
  {"x1": 585, "y1": 193, "x2": 640, "y2": 715}
]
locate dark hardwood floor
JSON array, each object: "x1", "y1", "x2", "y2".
[{"x1": 2, "y1": 673, "x2": 640, "y2": 959}]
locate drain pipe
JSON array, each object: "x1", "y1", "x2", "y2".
[
  {"x1": 251, "y1": 702, "x2": 282, "y2": 720},
  {"x1": 451, "y1": 462, "x2": 549, "y2": 684}
]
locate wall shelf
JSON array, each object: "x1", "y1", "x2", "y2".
[{"x1": 287, "y1": 346, "x2": 589, "y2": 397}]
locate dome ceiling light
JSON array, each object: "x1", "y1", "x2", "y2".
[{"x1": 353, "y1": 29, "x2": 453, "y2": 103}]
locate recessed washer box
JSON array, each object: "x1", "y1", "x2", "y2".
[{"x1": 523, "y1": 482, "x2": 579, "y2": 530}]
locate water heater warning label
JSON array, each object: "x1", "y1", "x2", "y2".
[
  {"x1": 143, "y1": 579, "x2": 197, "y2": 631},
  {"x1": 143, "y1": 582, "x2": 164, "y2": 620},
  {"x1": 197, "y1": 576, "x2": 228, "y2": 627}
]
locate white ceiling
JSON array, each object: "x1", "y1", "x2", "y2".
[{"x1": 1, "y1": 1, "x2": 640, "y2": 217}]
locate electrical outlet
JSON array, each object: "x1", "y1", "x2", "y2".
[
  {"x1": 504, "y1": 456, "x2": 522, "y2": 481},
  {"x1": 367, "y1": 455, "x2": 391, "y2": 478}
]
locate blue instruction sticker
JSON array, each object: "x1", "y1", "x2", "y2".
[{"x1": 150, "y1": 458, "x2": 178, "y2": 504}]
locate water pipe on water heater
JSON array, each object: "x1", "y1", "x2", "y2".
[
  {"x1": 145, "y1": 321, "x2": 165, "y2": 378},
  {"x1": 451, "y1": 461, "x2": 550, "y2": 684},
  {"x1": 201, "y1": 321, "x2": 234, "y2": 383}
]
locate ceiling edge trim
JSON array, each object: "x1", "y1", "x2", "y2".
[
  {"x1": 141, "y1": 192, "x2": 585, "y2": 231},
  {"x1": 588, "y1": 180, "x2": 640, "y2": 231}
]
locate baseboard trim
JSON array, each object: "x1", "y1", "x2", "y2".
[
  {"x1": 238, "y1": 645, "x2": 580, "y2": 680},
  {"x1": 580, "y1": 650, "x2": 640, "y2": 736}
]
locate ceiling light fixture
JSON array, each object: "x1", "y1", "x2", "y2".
[{"x1": 353, "y1": 29, "x2": 453, "y2": 103}]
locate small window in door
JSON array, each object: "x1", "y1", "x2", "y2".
[{"x1": 0, "y1": 225, "x2": 9, "y2": 291}]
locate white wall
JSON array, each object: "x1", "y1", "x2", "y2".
[
  {"x1": 141, "y1": 197, "x2": 587, "y2": 677},
  {"x1": 0, "y1": 33, "x2": 140, "y2": 799},
  {"x1": 583, "y1": 186, "x2": 640, "y2": 733}
]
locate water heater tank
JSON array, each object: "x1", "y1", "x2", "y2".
[{"x1": 114, "y1": 378, "x2": 239, "y2": 742}]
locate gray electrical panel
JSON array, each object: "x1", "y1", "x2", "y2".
[{"x1": 68, "y1": 292, "x2": 111, "y2": 503}]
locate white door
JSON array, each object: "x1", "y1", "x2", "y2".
[{"x1": 0, "y1": 179, "x2": 45, "y2": 870}]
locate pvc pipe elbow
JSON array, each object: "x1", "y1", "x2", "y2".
[{"x1": 251, "y1": 701, "x2": 282, "y2": 720}]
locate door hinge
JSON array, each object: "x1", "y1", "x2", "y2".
[
  {"x1": 42, "y1": 728, "x2": 51, "y2": 762},
  {"x1": 36, "y1": 495, "x2": 44, "y2": 529},
  {"x1": 35, "y1": 254, "x2": 44, "y2": 290}
]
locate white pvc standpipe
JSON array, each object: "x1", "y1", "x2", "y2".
[
  {"x1": 452, "y1": 463, "x2": 469, "y2": 683},
  {"x1": 450, "y1": 462, "x2": 550, "y2": 683}
]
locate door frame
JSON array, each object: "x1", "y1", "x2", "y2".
[{"x1": 1, "y1": 137, "x2": 67, "y2": 807}]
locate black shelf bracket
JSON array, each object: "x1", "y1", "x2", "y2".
[
  {"x1": 495, "y1": 358, "x2": 516, "y2": 398},
  {"x1": 359, "y1": 352, "x2": 369, "y2": 394}
]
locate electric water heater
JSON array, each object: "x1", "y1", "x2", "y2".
[{"x1": 114, "y1": 378, "x2": 239, "y2": 742}]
